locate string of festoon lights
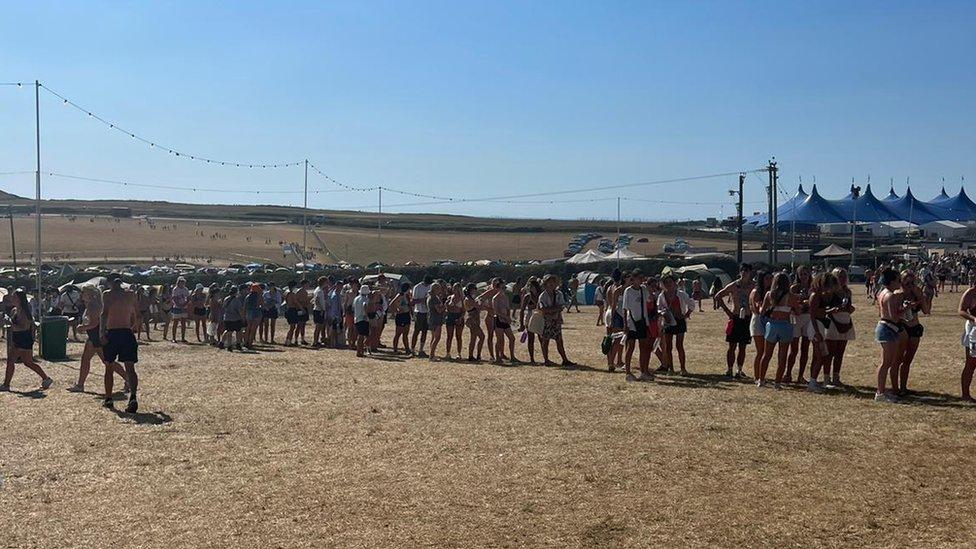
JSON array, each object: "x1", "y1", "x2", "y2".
[
  {"x1": 5, "y1": 81, "x2": 769, "y2": 212},
  {"x1": 39, "y1": 83, "x2": 304, "y2": 169}
]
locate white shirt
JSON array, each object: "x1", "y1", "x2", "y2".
[
  {"x1": 412, "y1": 283, "x2": 430, "y2": 313},
  {"x1": 594, "y1": 285, "x2": 605, "y2": 302},
  {"x1": 313, "y1": 287, "x2": 327, "y2": 311},
  {"x1": 538, "y1": 289, "x2": 565, "y2": 308},
  {"x1": 171, "y1": 286, "x2": 190, "y2": 307},
  {"x1": 657, "y1": 290, "x2": 693, "y2": 324},
  {"x1": 353, "y1": 295, "x2": 368, "y2": 322},
  {"x1": 621, "y1": 285, "x2": 646, "y2": 331}
]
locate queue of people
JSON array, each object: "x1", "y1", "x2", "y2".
[{"x1": 4, "y1": 256, "x2": 976, "y2": 411}]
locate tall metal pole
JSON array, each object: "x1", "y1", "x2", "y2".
[
  {"x1": 771, "y1": 159, "x2": 778, "y2": 265},
  {"x1": 302, "y1": 159, "x2": 308, "y2": 266},
  {"x1": 736, "y1": 173, "x2": 744, "y2": 264},
  {"x1": 851, "y1": 187, "x2": 858, "y2": 267},
  {"x1": 34, "y1": 80, "x2": 41, "y2": 304},
  {"x1": 9, "y1": 205, "x2": 17, "y2": 270},
  {"x1": 767, "y1": 163, "x2": 774, "y2": 265},
  {"x1": 616, "y1": 196, "x2": 621, "y2": 268},
  {"x1": 377, "y1": 187, "x2": 382, "y2": 239}
]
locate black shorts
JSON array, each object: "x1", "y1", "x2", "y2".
[
  {"x1": 193, "y1": 307, "x2": 207, "y2": 317},
  {"x1": 284, "y1": 307, "x2": 298, "y2": 325},
  {"x1": 395, "y1": 312, "x2": 411, "y2": 327},
  {"x1": 263, "y1": 308, "x2": 279, "y2": 320},
  {"x1": 87, "y1": 327, "x2": 102, "y2": 348},
  {"x1": 223, "y1": 319, "x2": 244, "y2": 332},
  {"x1": 665, "y1": 318, "x2": 687, "y2": 335},
  {"x1": 445, "y1": 312, "x2": 462, "y2": 325},
  {"x1": 494, "y1": 316, "x2": 511, "y2": 331},
  {"x1": 906, "y1": 323, "x2": 924, "y2": 339},
  {"x1": 355, "y1": 320, "x2": 370, "y2": 336},
  {"x1": 11, "y1": 329, "x2": 33, "y2": 351},
  {"x1": 296, "y1": 311, "x2": 309, "y2": 324},
  {"x1": 313, "y1": 310, "x2": 326, "y2": 325},
  {"x1": 104, "y1": 328, "x2": 138, "y2": 364},
  {"x1": 725, "y1": 316, "x2": 751, "y2": 345},
  {"x1": 627, "y1": 319, "x2": 648, "y2": 340},
  {"x1": 414, "y1": 312, "x2": 429, "y2": 331}
]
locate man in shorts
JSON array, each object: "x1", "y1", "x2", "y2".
[
  {"x1": 101, "y1": 274, "x2": 140, "y2": 413},
  {"x1": 312, "y1": 276, "x2": 331, "y2": 347},
  {"x1": 713, "y1": 263, "x2": 754, "y2": 379},
  {"x1": 491, "y1": 278, "x2": 518, "y2": 364},
  {"x1": 411, "y1": 275, "x2": 432, "y2": 357}
]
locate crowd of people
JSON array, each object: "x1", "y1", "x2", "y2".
[{"x1": 4, "y1": 252, "x2": 976, "y2": 412}]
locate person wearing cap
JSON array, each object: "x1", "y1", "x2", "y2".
[
  {"x1": 100, "y1": 274, "x2": 141, "y2": 413},
  {"x1": 170, "y1": 277, "x2": 190, "y2": 343},
  {"x1": 189, "y1": 283, "x2": 208, "y2": 343},
  {"x1": 261, "y1": 282, "x2": 281, "y2": 344},
  {"x1": 243, "y1": 283, "x2": 264, "y2": 349},
  {"x1": 221, "y1": 286, "x2": 245, "y2": 352},
  {"x1": 352, "y1": 284, "x2": 371, "y2": 357}
]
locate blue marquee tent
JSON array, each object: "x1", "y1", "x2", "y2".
[
  {"x1": 930, "y1": 187, "x2": 976, "y2": 222},
  {"x1": 756, "y1": 185, "x2": 848, "y2": 226},
  {"x1": 883, "y1": 187, "x2": 944, "y2": 224},
  {"x1": 745, "y1": 184, "x2": 807, "y2": 225},
  {"x1": 828, "y1": 184, "x2": 900, "y2": 223}
]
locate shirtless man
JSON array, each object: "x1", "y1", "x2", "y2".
[
  {"x1": 295, "y1": 279, "x2": 312, "y2": 345},
  {"x1": 101, "y1": 274, "x2": 140, "y2": 412},
  {"x1": 491, "y1": 278, "x2": 518, "y2": 364},
  {"x1": 713, "y1": 263, "x2": 754, "y2": 379}
]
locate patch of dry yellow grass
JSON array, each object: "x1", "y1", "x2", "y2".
[
  {"x1": 1, "y1": 293, "x2": 974, "y2": 548},
  {"x1": 0, "y1": 215, "x2": 747, "y2": 266}
]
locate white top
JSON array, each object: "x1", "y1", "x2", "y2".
[
  {"x1": 621, "y1": 286, "x2": 646, "y2": 331},
  {"x1": 656, "y1": 290, "x2": 693, "y2": 324},
  {"x1": 412, "y1": 283, "x2": 430, "y2": 313},
  {"x1": 594, "y1": 285, "x2": 605, "y2": 302},
  {"x1": 171, "y1": 286, "x2": 190, "y2": 307},
  {"x1": 538, "y1": 289, "x2": 565, "y2": 308},
  {"x1": 313, "y1": 287, "x2": 327, "y2": 311},
  {"x1": 353, "y1": 295, "x2": 368, "y2": 323}
]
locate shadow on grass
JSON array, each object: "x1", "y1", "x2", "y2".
[
  {"x1": 111, "y1": 408, "x2": 173, "y2": 425},
  {"x1": 8, "y1": 388, "x2": 47, "y2": 399}
]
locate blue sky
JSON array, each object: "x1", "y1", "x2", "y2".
[{"x1": 1, "y1": 1, "x2": 974, "y2": 221}]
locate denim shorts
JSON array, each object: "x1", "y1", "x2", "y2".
[
  {"x1": 875, "y1": 321, "x2": 901, "y2": 343},
  {"x1": 764, "y1": 319, "x2": 794, "y2": 343}
]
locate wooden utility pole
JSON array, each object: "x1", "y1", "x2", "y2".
[{"x1": 736, "y1": 173, "x2": 744, "y2": 264}]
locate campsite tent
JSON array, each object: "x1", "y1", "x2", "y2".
[
  {"x1": 566, "y1": 249, "x2": 608, "y2": 264},
  {"x1": 660, "y1": 264, "x2": 731, "y2": 297},
  {"x1": 602, "y1": 247, "x2": 645, "y2": 260}
]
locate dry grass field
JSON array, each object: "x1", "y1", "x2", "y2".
[
  {"x1": 0, "y1": 215, "x2": 745, "y2": 266},
  {"x1": 2, "y1": 290, "x2": 975, "y2": 548}
]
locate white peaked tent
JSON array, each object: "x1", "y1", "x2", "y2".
[
  {"x1": 602, "y1": 247, "x2": 645, "y2": 260},
  {"x1": 566, "y1": 249, "x2": 608, "y2": 264}
]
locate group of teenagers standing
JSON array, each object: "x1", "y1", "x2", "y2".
[{"x1": 597, "y1": 262, "x2": 957, "y2": 402}]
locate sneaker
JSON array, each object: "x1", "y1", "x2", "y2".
[
  {"x1": 41, "y1": 377, "x2": 53, "y2": 390},
  {"x1": 806, "y1": 380, "x2": 824, "y2": 394},
  {"x1": 125, "y1": 399, "x2": 138, "y2": 414},
  {"x1": 608, "y1": 364, "x2": 616, "y2": 373},
  {"x1": 734, "y1": 370, "x2": 746, "y2": 379},
  {"x1": 832, "y1": 374, "x2": 842, "y2": 386},
  {"x1": 67, "y1": 384, "x2": 85, "y2": 393},
  {"x1": 884, "y1": 392, "x2": 900, "y2": 403},
  {"x1": 103, "y1": 398, "x2": 114, "y2": 409},
  {"x1": 726, "y1": 369, "x2": 734, "y2": 379},
  {"x1": 773, "y1": 382, "x2": 782, "y2": 390},
  {"x1": 639, "y1": 372, "x2": 655, "y2": 382},
  {"x1": 756, "y1": 380, "x2": 765, "y2": 388},
  {"x1": 874, "y1": 392, "x2": 887, "y2": 402},
  {"x1": 0, "y1": 384, "x2": 9, "y2": 392},
  {"x1": 625, "y1": 373, "x2": 638, "y2": 382}
]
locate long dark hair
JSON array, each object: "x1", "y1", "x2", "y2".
[
  {"x1": 15, "y1": 289, "x2": 32, "y2": 323},
  {"x1": 771, "y1": 272, "x2": 791, "y2": 304},
  {"x1": 753, "y1": 270, "x2": 769, "y2": 296}
]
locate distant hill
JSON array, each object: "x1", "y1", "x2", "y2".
[{"x1": 0, "y1": 188, "x2": 26, "y2": 201}]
